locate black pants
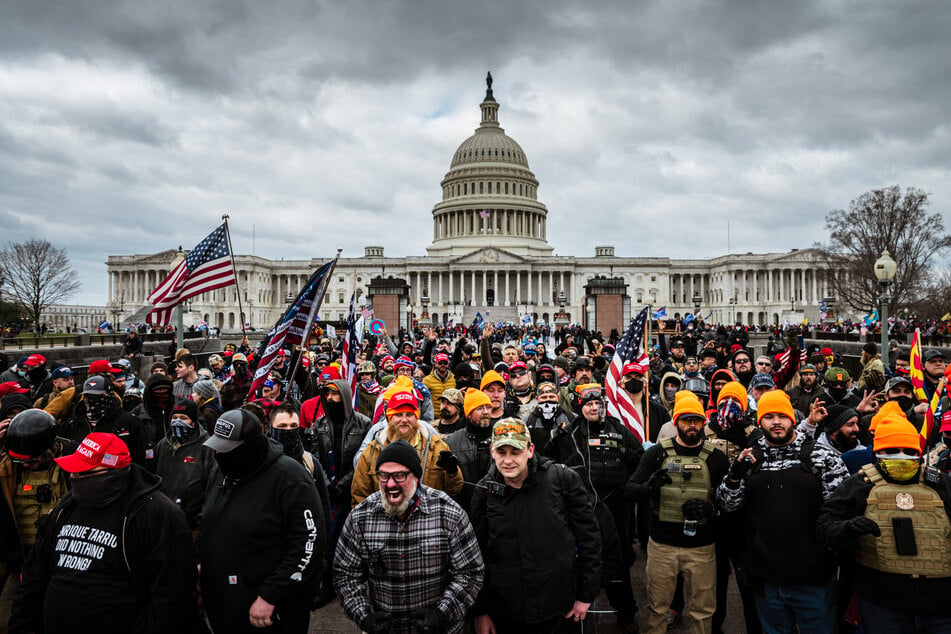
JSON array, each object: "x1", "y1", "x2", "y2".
[
  {"x1": 489, "y1": 613, "x2": 583, "y2": 634},
  {"x1": 597, "y1": 498, "x2": 638, "y2": 617}
]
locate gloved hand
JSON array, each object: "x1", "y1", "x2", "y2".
[
  {"x1": 647, "y1": 469, "x2": 672, "y2": 498},
  {"x1": 845, "y1": 516, "x2": 881, "y2": 537},
  {"x1": 360, "y1": 611, "x2": 390, "y2": 634},
  {"x1": 641, "y1": 440, "x2": 655, "y2": 451},
  {"x1": 728, "y1": 455, "x2": 754, "y2": 482},
  {"x1": 682, "y1": 498, "x2": 714, "y2": 522},
  {"x1": 411, "y1": 607, "x2": 447, "y2": 633},
  {"x1": 436, "y1": 450, "x2": 459, "y2": 474},
  {"x1": 783, "y1": 326, "x2": 799, "y2": 349},
  {"x1": 327, "y1": 481, "x2": 343, "y2": 503}
]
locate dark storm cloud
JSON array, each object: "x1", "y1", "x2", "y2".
[{"x1": 0, "y1": 0, "x2": 948, "y2": 303}]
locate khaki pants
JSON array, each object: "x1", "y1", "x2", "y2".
[{"x1": 645, "y1": 538, "x2": 716, "y2": 634}]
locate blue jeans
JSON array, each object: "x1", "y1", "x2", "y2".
[
  {"x1": 859, "y1": 597, "x2": 951, "y2": 634},
  {"x1": 754, "y1": 578, "x2": 836, "y2": 634}
]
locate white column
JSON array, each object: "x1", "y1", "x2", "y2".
[
  {"x1": 548, "y1": 273, "x2": 553, "y2": 306},
  {"x1": 779, "y1": 269, "x2": 785, "y2": 300},
  {"x1": 493, "y1": 270, "x2": 498, "y2": 306},
  {"x1": 449, "y1": 271, "x2": 454, "y2": 304},
  {"x1": 482, "y1": 271, "x2": 487, "y2": 305}
]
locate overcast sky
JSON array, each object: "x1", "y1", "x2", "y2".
[{"x1": 2, "y1": 0, "x2": 949, "y2": 305}]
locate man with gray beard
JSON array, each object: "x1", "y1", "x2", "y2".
[{"x1": 334, "y1": 440, "x2": 484, "y2": 634}]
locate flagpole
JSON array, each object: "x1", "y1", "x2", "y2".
[
  {"x1": 644, "y1": 305, "x2": 651, "y2": 442},
  {"x1": 285, "y1": 250, "x2": 342, "y2": 392},
  {"x1": 221, "y1": 214, "x2": 247, "y2": 338}
]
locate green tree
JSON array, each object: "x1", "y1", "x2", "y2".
[
  {"x1": 0, "y1": 239, "x2": 82, "y2": 332},
  {"x1": 814, "y1": 186, "x2": 951, "y2": 312}
]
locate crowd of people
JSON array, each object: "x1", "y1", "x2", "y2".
[{"x1": 0, "y1": 317, "x2": 949, "y2": 633}]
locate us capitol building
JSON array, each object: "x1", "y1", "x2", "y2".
[{"x1": 107, "y1": 76, "x2": 838, "y2": 334}]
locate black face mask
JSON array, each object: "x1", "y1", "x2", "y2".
[
  {"x1": 625, "y1": 379, "x2": 644, "y2": 394},
  {"x1": 828, "y1": 386, "x2": 848, "y2": 401},
  {"x1": 324, "y1": 398, "x2": 345, "y2": 422},
  {"x1": 215, "y1": 435, "x2": 268, "y2": 480},
  {"x1": 70, "y1": 467, "x2": 130, "y2": 508},
  {"x1": 27, "y1": 367, "x2": 46, "y2": 384},
  {"x1": 269, "y1": 427, "x2": 304, "y2": 460},
  {"x1": 892, "y1": 395, "x2": 917, "y2": 412}
]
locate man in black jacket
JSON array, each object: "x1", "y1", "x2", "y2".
[
  {"x1": 472, "y1": 418, "x2": 601, "y2": 633},
  {"x1": 10, "y1": 433, "x2": 202, "y2": 633},
  {"x1": 200, "y1": 409, "x2": 325, "y2": 633}
]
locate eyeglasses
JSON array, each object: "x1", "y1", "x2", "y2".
[
  {"x1": 376, "y1": 470, "x2": 411, "y2": 483},
  {"x1": 755, "y1": 362, "x2": 771, "y2": 367},
  {"x1": 735, "y1": 358, "x2": 751, "y2": 364},
  {"x1": 510, "y1": 370, "x2": 528, "y2": 378}
]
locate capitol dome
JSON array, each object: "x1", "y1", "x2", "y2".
[{"x1": 427, "y1": 74, "x2": 552, "y2": 258}]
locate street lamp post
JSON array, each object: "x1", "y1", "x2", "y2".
[
  {"x1": 170, "y1": 247, "x2": 185, "y2": 345},
  {"x1": 874, "y1": 249, "x2": 898, "y2": 358},
  {"x1": 692, "y1": 291, "x2": 701, "y2": 315}
]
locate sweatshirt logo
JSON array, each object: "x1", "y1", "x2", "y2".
[{"x1": 293, "y1": 509, "x2": 317, "y2": 581}]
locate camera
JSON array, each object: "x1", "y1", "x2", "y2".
[{"x1": 35, "y1": 484, "x2": 53, "y2": 504}]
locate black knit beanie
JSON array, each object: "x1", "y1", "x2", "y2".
[
  {"x1": 377, "y1": 439, "x2": 423, "y2": 478},
  {"x1": 823, "y1": 405, "x2": 858, "y2": 435}
]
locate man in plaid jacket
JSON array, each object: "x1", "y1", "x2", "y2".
[{"x1": 334, "y1": 439, "x2": 484, "y2": 633}]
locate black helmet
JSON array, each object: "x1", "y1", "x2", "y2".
[{"x1": 6, "y1": 409, "x2": 56, "y2": 461}]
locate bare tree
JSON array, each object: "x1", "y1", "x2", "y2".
[
  {"x1": 813, "y1": 186, "x2": 951, "y2": 312},
  {"x1": 0, "y1": 239, "x2": 82, "y2": 331}
]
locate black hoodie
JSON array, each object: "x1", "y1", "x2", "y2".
[
  {"x1": 10, "y1": 464, "x2": 203, "y2": 633},
  {"x1": 132, "y1": 373, "x2": 175, "y2": 444},
  {"x1": 199, "y1": 439, "x2": 325, "y2": 631}
]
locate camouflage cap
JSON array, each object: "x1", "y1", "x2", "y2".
[{"x1": 491, "y1": 417, "x2": 531, "y2": 451}]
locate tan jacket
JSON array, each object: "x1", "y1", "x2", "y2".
[{"x1": 350, "y1": 426, "x2": 463, "y2": 507}]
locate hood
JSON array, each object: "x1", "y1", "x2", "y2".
[
  {"x1": 144, "y1": 372, "x2": 174, "y2": 400},
  {"x1": 658, "y1": 371, "x2": 683, "y2": 408},
  {"x1": 329, "y1": 378, "x2": 355, "y2": 420},
  {"x1": 706, "y1": 369, "x2": 737, "y2": 410},
  {"x1": 122, "y1": 462, "x2": 163, "y2": 509},
  {"x1": 0, "y1": 393, "x2": 34, "y2": 418}
]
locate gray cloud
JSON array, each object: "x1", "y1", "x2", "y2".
[{"x1": 0, "y1": 0, "x2": 948, "y2": 304}]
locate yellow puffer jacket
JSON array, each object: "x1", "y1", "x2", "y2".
[{"x1": 423, "y1": 370, "x2": 455, "y2": 418}]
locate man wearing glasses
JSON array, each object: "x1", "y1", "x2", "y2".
[{"x1": 335, "y1": 439, "x2": 484, "y2": 634}]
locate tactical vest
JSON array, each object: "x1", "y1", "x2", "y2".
[
  {"x1": 656, "y1": 438, "x2": 715, "y2": 524},
  {"x1": 855, "y1": 464, "x2": 951, "y2": 577},
  {"x1": 13, "y1": 466, "x2": 64, "y2": 548}
]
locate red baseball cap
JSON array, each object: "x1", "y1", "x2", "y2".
[
  {"x1": 0, "y1": 382, "x2": 30, "y2": 397},
  {"x1": 509, "y1": 361, "x2": 528, "y2": 372},
  {"x1": 89, "y1": 359, "x2": 122, "y2": 375},
  {"x1": 622, "y1": 362, "x2": 647, "y2": 376},
  {"x1": 386, "y1": 391, "x2": 420, "y2": 417},
  {"x1": 54, "y1": 433, "x2": 131, "y2": 473},
  {"x1": 434, "y1": 352, "x2": 450, "y2": 364},
  {"x1": 24, "y1": 354, "x2": 47, "y2": 367},
  {"x1": 941, "y1": 411, "x2": 951, "y2": 433},
  {"x1": 820, "y1": 348, "x2": 834, "y2": 357}
]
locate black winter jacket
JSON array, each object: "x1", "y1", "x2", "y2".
[
  {"x1": 132, "y1": 373, "x2": 175, "y2": 444},
  {"x1": 57, "y1": 398, "x2": 154, "y2": 471},
  {"x1": 9, "y1": 464, "x2": 202, "y2": 633},
  {"x1": 444, "y1": 424, "x2": 493, "y2": 514},
  {"x1": 543, "y1": 414, "x2": 643, "y2": 502},
  {"x1": 312, "y1": 379, "x2": 371, "y2": 501},
  {"x1": 199, "y1": 439, "x2": 325, "y2": 632},
  {"x1": 155, "y1": 426, "x2": 216, "y2": 529},
  {"x1": 471, "y1": 457, "x2": 602, "y2": 624}
]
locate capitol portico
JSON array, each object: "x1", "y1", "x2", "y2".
[{"x1": 107, "y1": 76, "x2": 843, "y2": 334}]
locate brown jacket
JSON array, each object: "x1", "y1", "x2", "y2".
[{"x1": 350, "y1": 426, "x2": 463, "y2": 507}]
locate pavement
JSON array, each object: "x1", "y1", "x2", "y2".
[{"x1": 309, "y1": 548, "x2": 748, "y2": 633}]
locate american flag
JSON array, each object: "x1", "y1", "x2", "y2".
[
  {"x1": 340, "y1": 292, "x2": 365, "y2": 407},
  {"x1": 479, "y1": 209, "x2": 491, "y2": 218},
  {"x1": 605, "y1": 306, "x2": 650, "y2": 441},
  {"x1": 249, "y1": 260, "x2": 335, "y2": 397},
  {"x1": 361, "y1": 306, "x2": 373, "y2": 320},
  {"x1": 146, "y1": 224, "x2": 236, "y2": 325}
]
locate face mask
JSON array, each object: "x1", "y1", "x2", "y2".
[
  {"x1": 16, "y1": 368, "x2": 26, "y2": 378},
  {"x1": 170, "y1": 420, "x2": 197, "y2": 442},
  {"x1": 85, "y1": 394, "x2": 114, "y2": 423},
  {"x1": 269, "y1": 428, "x2": 304, "y2": 459},
  {"x1": 537, "y1": 402, "x2": 559, "y2": 420},
  {"x1": 892, "y1": 396, "x2": 916, "y2": 412},
  {"x1": 828, "y1": 386, "x2": 848, "y2": 401},
  {"x1": 664, "y1": 386, "x2": 679, "y2": 401},
  {"x1": 625, "y1": 379, "x2": 644, "y2": 394},
  {"x1": 215, "y1": 435, "x2": 267, "y2": 479},
  {"x1": 27, "y1": 368, "x2": 46, "y2": 383},
  {"x1": 70, "y1": 467, "x2": 130, "y2": 508},
  {"x1": 717, "y1": 398, "x2": 744, "y2": 431},
  {"x1": 877, "y1": 457, "x2": 920, "y2": 482},
  {"x1": 152, "y1": 390, "x2": 172, "y2": 408},
  {"x1": 324, "y1": 399, "x2": 345, "y2": 421}
]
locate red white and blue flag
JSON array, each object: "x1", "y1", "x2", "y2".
[
  {"x1": 146, "y1": 224, "x2": 236, "y2": 325},
  {"x1": 605, "y1": 306, "x2": 650, "y2": 441},
  {"x1": 340, "y1": 292, "x2": 365, "y2": 407},
  {"x1": 249, "y1": 260, "x2": 335, "y2": 397},
  {"x1": 479, "y1": 209, "x2": 491, "y2": 219}
]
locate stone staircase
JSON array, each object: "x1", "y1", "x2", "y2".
[{"x1": 462, "y1": 305, "x2": 520, "y2": 324}]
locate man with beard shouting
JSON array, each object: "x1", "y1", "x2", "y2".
[
  {"x1": 334, "y1": 440, "x2": 484, "y2": 634},
  {"x1": 717, "y1": 391, "x2": 848, "y2": 632}
]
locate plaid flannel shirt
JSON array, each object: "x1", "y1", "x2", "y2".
[{"x1": 334, "y1": 485, "x2": 484, "y2": 633}]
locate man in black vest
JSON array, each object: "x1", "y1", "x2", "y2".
[{"x1": 717, "y1": 390, "x2": 848, "y2": 632}]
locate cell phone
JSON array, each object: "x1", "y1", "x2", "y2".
[{"x1": 892, "y1": 517, "x2": 917, "y2": 556}]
